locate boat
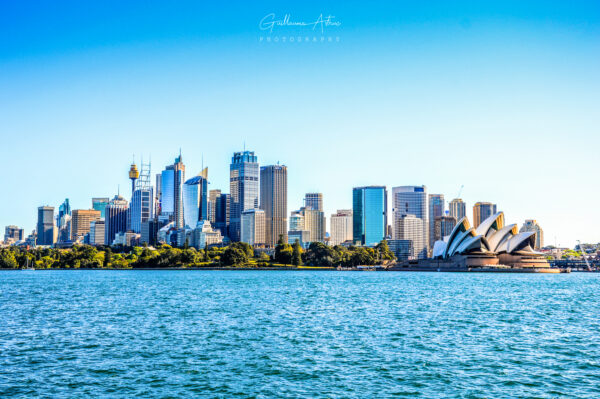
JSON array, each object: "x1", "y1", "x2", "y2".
[{"x1": 21, "y1": 257, "x2": 34, "y2": 271}]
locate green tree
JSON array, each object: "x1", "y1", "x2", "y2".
[
  {"x1": 275, "y1": 235, "x2": 293, "y2": 265},
  {"x1": 375, "y1": 240, "x2": 395, "y2": 262},
  {"x1": 292, "y1": 240, "x2": 303, "y2": 266},
  {"x1": 104, "y1": 248, "x2": 112, "y2": 267},
  {"x1": 222, "y1": 247, "x2": 248, "y2": 266}
]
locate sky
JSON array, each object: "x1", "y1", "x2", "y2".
[{"x1": 0, "y1": 1, "x2": 599, "y2": 247}]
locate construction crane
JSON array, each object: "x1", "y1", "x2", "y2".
[
  {"x1": 577, "y1": 240, "x2": 592, "y2": 272},
  {"x1": 456, "y1": 185, "x2": 464, "y2": 199}
]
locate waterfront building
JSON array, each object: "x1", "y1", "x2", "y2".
[
  {"x1": 428, "y1": 194, "x2": 444, "y2": 249},
  {"x1": 89, "y1": 220, "x2": 105, "y2": 246},
  {"x1": 289, "y1": 210, "x2": 305, "y2": 231},
  {"x1": 392, "y1": 186, "x2": 429, "y2": 249},
  {"x1": 183, "y1": 169, "x2": 208, "y2": 228},
  {"x1": 393, "y1": 214, "x2": 425, "y2": 259},
  {"x1": 208, "y1": 189, "x2": 221, "y2": 225},
  {"x1": 113, "y1": 231, "x2": 140, "y2": 246},
  {"x1": 330, "y1": 209, "x2": 353, "y2": 246},
  {"x1": 36, "y1": 206, "x2": 56, "y2": 246},
  {"x1": 387, "y1": 239, "x2": 413, "y2": 261},
  {"x1": 229, "y1": 151, "x2": 259, "y2": 242},
  {"x1": 160, "y1": 154, "x2": 186, "y2": 229},
  {"x1": 71, "y1": 209, "x2": 101, "y2": 242},
  {"x1": 449, "y1": 198, "x2": 466, "y2": 221},
  {"x1": 105, "y1": 195, "x2": 128, "y2": 245},
  {"x1": 434, "y1": 215, "x2": 457, "y2": 243},
  {"x1": 191, "y1": 220, "x2": 223, "y2": 249},
  {"x1": 287, "y1": 230, "x2": 311, "y2": 248},
  {"x1": 4, "y1": 225, "x2": 24, "y2": 243},
  {"x1": 304, "y1": 193, "x2": 323, "y2": 211},
  {"x1": 353, "y1": 186, "x2": 388, "y2": 247},
  {"x1": 92, "y1": 198, "x2": 110, "y2": 219},
  {"x1": 473, "y1": 202, "x2": 497, "y2": 228},
  {"x1": 240, "y1": 208, "x2": 265, "y2": 246},
  {"x1": 260, "y1": 165, "x2": 288, "y2": 247},
  {"x1": 520, "y1": 219, "x2": 544, "y2": 249}
]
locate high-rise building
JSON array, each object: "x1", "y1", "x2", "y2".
[
  {"x1": 260, "y1": 165, "x2": 288, "y2": 247},
  {"x1": 89, "y1": 220, "x2": 105, "y2": 246},
  {"x1": 105, "y1": 195, "x2": 128, "y2": 245},
  {"x1": 229, "y1": 151, "x2": 259, "y2": 242},
  {"x1": 428, "y1": 194, "x2": 444, "y2": 249},
  {"x1": 330, "y1": 209, "x2": 353, "y2": 246},
  {"x1": 449, "y1": 198, "x2": 466, "y2": 221},
  {"x1": 141, "y1": 219, "x2": 162, "y2": 246},
  {"x1": 392, "y1": 186, "x2": 429, "y2": 249},
  {"x1": 240, "y1": 208, "x2": 265, "y2": 246},
  {"x1": 213, "y1": 193, "x2": 230, "y2": 238},
  {"x1": 473, "y1": 202, "x2": 497, "y2": 228},
  {"x1": 289, "y1": 210, "x2": 304, "y2": 231},
  {"x1": 57, "y1": 198, "x2": 71, "y2": 226},
  {"x1": 208, "y1": 189, "x2": 221, "y2": 225},
  {"x1": 304, "y1": 193, "x2": 323, "y2": 211},
  {"x1": 520, "y1": 219, "x2": 544, "y2": 249},
  {"x1": 393, "y1": 214, "x2": 425, "y2": 259},
  {"x1": 183, "y1": 169, "x2": 208, "y2": 229},
  {"x1": 36, "y1": 206, "x2": 56, "y2": 246},
  {"x1": 128, "y1": 160, "x2": 154, "y2": 234},
  {"x1": 71, "y1": 209, "x2": 101, "y2": 241},
  {"x1": 4, "y1": 225, "x2": 24, "y2": 243},
  {"x1": 160, "y1": 154, "x2": 186, "y2": 228},
  {"x1": 57, "y1": 198, "x2": 71, "y2": 243},
  {"x1": 92, "y1": 198, "x2": 110, "y2": 219},
  {"x1": 303, "y1": 208, "x2": 326, "y2": 243},
  {"x1": 353, "y1": 186, "x2": 388, "y2": 246},
  {"x1": 434, "y1": 215, "x2": 457, "y2": 243}
]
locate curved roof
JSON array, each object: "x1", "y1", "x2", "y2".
[
  {"x1": 475, "y1": 212, "x2": 504, "y2": 238},
  {"x1": 486, "y1": 224, "x2": 518, "y2": 252},
  {"x1": 506, "y1": 231, "x2": 537, "y2": 254},
  {"x1": 443, "y1": 217, "x2": 471, "y2": 258},
  {"x1": 184, "y1": 175, "x2": 207, "y2": 185},
  {"x1": 455, "y1": 235, "x2": 490, "y2": 254},
  {"x1": 432, "y1": 240, "x2": 447, "y2": 258},
  {"x1": 448, "y1": 228, "x2": 476, "y2": 257}
]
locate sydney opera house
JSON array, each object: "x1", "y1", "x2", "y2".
[{"x1": 400, "y1": 211, "x2": 553, "y2": 271}]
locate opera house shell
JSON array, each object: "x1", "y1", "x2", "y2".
[{"x1": 429, "y1": 212, "x2": 550, "y2": 270}]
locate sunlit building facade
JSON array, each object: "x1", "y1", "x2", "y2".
[
  {"x1": 473, "y1": 202, "x2": 497, "y2": 228},
  {"x1": 520, "y1": 219, "x2": 544, "y2": 249},
  {"x1": 392, "y1": 186, "x2": 428, "y2": 249},
  {"x1": 428, "y1": 194, "x2": 444, "y2": 249},
  {"x1": 183, "y1": 172, "x2": 208, "y2": 229},
  {"x1": 230, "y1": 151, "x2": 259, "y2": 242},
  {"x1": 260, "y1": 165, "x2": 288, "y2": 247},
  {"x1": 330, "y1": 209, "x2": 353, "y2": 246},
  {"x1": 353, "y1": 186, "x2": 388, "y2": 246},
  {"x1": 449, "y1": 198, "x2": 466, "y2": 221}
]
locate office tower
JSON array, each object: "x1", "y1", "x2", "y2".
[
  {"x1": 260, "y1": 165, "x2": 288, "y2": 247},
  {"x1": 141, "y1": 219, "x2": 162, "y2": 246},
  {"x1": 57, "y1": 198, "x2": 71, "y2": 226},
  {"x1": 353, "y1": 186, "x2": 388, "y2": 246},
  {"x1": 289, "y1": 210, "x2": 305, "y2": 231},
  {"x1": 229, "y1": 151, "x2": 259, "y2": 242},
  {"x1": 89, "y1": 220, "x2": 105, "y2": 246},
  {"x1": 213, "y1": 193, "x2": 230, "y2": 238},
  {"x1": 183, "y1": 169, "x2": 208, "y2": 228},
  {"x1": 36, "y1": 206, "x2": 56, "y2": 246},
  {"x1": 304, "y1": 193, "x2": 323, "y2": 211},
  {"x1": 303, "y1": 208, "x2": 326, "y2": 243},
  {"x1": 449, "y1": 198, "x2": 466, "y2": 221},
  {"x1": 160, "y1": 154, "x2": 186, "y2": 228},
  {"x1": 392, "y1": 186, "x2": 429, "y2": 249},
  {"x1": 473, "y1": 202, "x2": 497, "y2": 228},
  {"x1": 71, "y1": 209, "x2": 102, "y2": 241},
  {"x1": 241, "y1": 209, "x2": 265, "y2": 246},
  {"x1": 287, "y1": 230, "x2": 311, "y2": 248},
  {"x1": 330, "y1": 209, "x2": 353, "y2": 246},
  {"x1": 387, "y1": 239, "x2": 413, "y2": 261},
  {"x1": 56, "y1": 198, "x2": 71, "y2": 242},
  {"x1": 105, "y1": 195, "x2": 128, "y2": 245},
  {"x1": 520, "y1": 219, "x2": 544, "y2": 249},
  {"x1": 393, "y1": 214, "x2": 425, "y2": 259},
  {"x1": 208, "y1": 189, "x2": 221, "y2": 224},
  {"x1": 155, "y1": 173, "x2": 162, "y2": 217},
  {"x1": 92, "y1": 198, "x2": 110, "y2": 219},
  {"x1": 434, "y1": 215, "x2": 457, "y2": 243},
  {"x1": 129, "y1": 160, "x2": 154, "y2": 233},
  {"x1": 428, "y1": 194, "x2": 444, "y2": 249},
  {"x1": 4, "y1": 225, "x2": 24, "y2": 243}
]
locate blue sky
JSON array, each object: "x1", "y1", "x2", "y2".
[{"x1": 1, "y1": 1, "x2": 599, "y2": 247}]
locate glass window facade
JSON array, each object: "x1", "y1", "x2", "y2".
[{"x1": 353, "y1": 186, "x2": 388, "y2": 247}]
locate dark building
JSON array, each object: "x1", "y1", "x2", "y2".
[{"x1": 36, "y1": 206, "x2": 55, "y2": 246}]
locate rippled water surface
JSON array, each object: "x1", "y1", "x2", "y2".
[{"x1": 1, "y1": 271, "x2": 600, "y2": 398}]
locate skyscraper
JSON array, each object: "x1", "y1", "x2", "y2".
[
  {"x1": 353, "y1": 186, "x2": 388, "y2": 246},
  {"x1": 160, "y1": 154, "x2": 186, "y2": 229},
  {"x1": 4, "y1": 225, "x2": 24, "y2": 243},
  {"x1": 57, "y1": 198, "x2": 71, "y2": 242},
  {"x1": 260, "y1": 165, "x2": 288, "y2": 247},
  {"x1": 129, "y1": 160, "x2": 154, "y2": 233},
  {"x1": 303, "y1": 208, "x2": 326, "y2": 243},
  {"x1": 71, "y1": 209, "x2": 101, "y2": 241},
  {"x1": 214, "y1": 193, "x2": 230, "y2": 238},
  {"x1": 520, "y1": 219, "x2": 544, "y2": 249},
  {"x1": 208, "y1": 189, "x2": 221, "y2": 225},
  {"x1": 392, "y1": 186, "x2": 429, "y2": 249},
  {"x1": 330, "y1": 209, "x2": 353, "y2": 246},
  {"x1": 473, "y1": 202, "x2": 497, "y2": 228},
  {"x1": 434, "y1": 215, "x2": 457, "y2": 243},
  {"x1": 449, "y1": 198, "x2": 466, "y2": 221},
  {"x1": 304, "y1": 193, "x2": 323, "y2": 211},
  {"x1": 105, "y1": 195, "x2": 128, "y2": 245},
  {"x1": 428, "y1": 194, "x2": 444, "y2": 249},
  {"x1": 183, "y1": 169, "x2": 208, "y2": 228},
  {"x1": 393, "y1": 214, "x2": 425, "y2": 259},
  {"x1": 229, "y1": 151, "x2": 259, "y2": 242},
  {"x1": 36, "y1": 206, "x2": 56, "y2": 246},
  {"x1": 92, "y1": 198, "x2": 110, "y2": 219},
  {"x1": 241, "y1": 208, "x2": 265, "y2": 246},
  {"x1": 89, "y1": 220, "x2": 105, "y2": 246}
]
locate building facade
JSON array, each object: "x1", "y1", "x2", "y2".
[
  {"x1": 428, "y1": 194, "x2": 444, "y2": 249},
  {"x1": 260, "y1": 165, "x2": 288, "y2": 247},
  {"x1": 4, "y1": 225, "x2": 24, "y2": 243},
  {"x1": 92, "y1": 198, "x2": 110, "y2": 219},
  {"x1": 240, "y1": 208, "x2": 265, "y2": 246},
  {"x1": 71, "y1": 209, "x2": 102, "y2": 241},
  {"x1": 473, "y1": 202, "x2": 497, "y2": 228},
  {"x1": 36, "y1": 206, "x2": 56, "y2": 246},
  {"x1": 229, "y1": 151, "x2": 259, "y2": 242},
  {"x1": 183, "y1": 172, "x2": 208, "y2": 229},
  {"x1": 208, "y1": 189, "x2": 221, "y2": 225},
  {"x1": 330, "y1": 209, "x2": 353, "y2": 246},
  {"x1": 89, "y1": 220, "x2": 105, "y2": 246},
  {"x1": 520, "y1": 219, "x2": 544, "y2": 249},
  {"x1": 160, "y1": 155, "x2": 186, "y2": 228},
  {"x1": 303, "y1": 208, "x2": 326, "y2": 243},
  {"x1": 213, "y1": 193, "x2": 230, "y2": 238},
  {"x1": 434, "y1": 215, "x2": 457, "y2": 243},
  {"x1": 304, "y1": 193, "x2": 323, "y2": 211},
  {"x1": 353, "y1": 186, "x2": 388, "y2": 247},
  {"x1": 393, "y1": 213, "x2": 425, "y2": 259},
  {"x1": 449, "y1": 198, "x2": 466, "y2": 221},
  {"x1": 105, "y1": 195, "x2": 128, "y2": 245},
  {"x1": 392, "y1": 186, "x2": 429, "y2": 249}
]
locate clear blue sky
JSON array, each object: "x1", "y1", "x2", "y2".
[{"x1": 1, "y1": 1, "x2": 598, "y2": 247}]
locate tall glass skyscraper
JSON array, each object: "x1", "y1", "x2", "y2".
[
  {"x1": 260, "y1": 165, "x2": 287, "y2": 247},
  {"x1": 183, "y1": 171, "x2": 208, "y2": 229},
  {"x1": 92, "y1": 198, "x2": 110, "y2": 219},
  {"x1": 352, "y1": 186, "x2": 388, "y2": 247},
  {"x1": 105, "y1": 195, "x2": 128, "y2": 245},
  {"x1": 392, "y1": 186, "x2": 429, "y2": 253},
  {"x1": 130, "y1": 188, "x2": 154, "y2": 233},
  {"x1": 304, "y1": 193, "x2": 323, "y2": 211},
  {"x1": 214, "y1": 193, "x2": 230, "y2": 238},
  {"x1": 36, "y1": 206, "x2": 56, "y2": 246},
  {"x1": 428, "y1": 194, "x2": 444, "y2": 249},
  {"x1": 160, "y1": 155, "x2": 185, "y2": 229},
  {"x1": 229, "y1": 151, "x2": 259, "y2": 242}
]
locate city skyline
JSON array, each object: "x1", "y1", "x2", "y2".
[{"x1": 1, "y1": 2, "x2": 599, "y2": 247}]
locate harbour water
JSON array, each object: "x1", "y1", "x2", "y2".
[{"x1": 1, "y1": 270, "x2": 599, "y2": 397}]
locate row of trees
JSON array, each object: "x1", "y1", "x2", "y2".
[{"x1": 0, "y1": 239, "x2": 395, "y2": 269}]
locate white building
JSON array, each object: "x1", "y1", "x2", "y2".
[
  {"x1": 392, "y1": 186, "x2": 428, "y2": 251},
  {"x1": 393, "y1": 213, "x2": 425, "y2": 259},
  {"x1": 330, "y1": 209, "x2": 353, "y2": 246},
  {"x1": 241, "y1": 209, "x2": 265, "y2": 246},
  {"x1": 89, "y1": 220, "x2": 105, "y2": 246},
  {"x1": 191, "y1": 221, "x2": 223, "y2": 249}
]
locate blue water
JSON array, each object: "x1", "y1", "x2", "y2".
[{"x1": 1, "y1": 271, "x2": 599, "y2": 398}]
